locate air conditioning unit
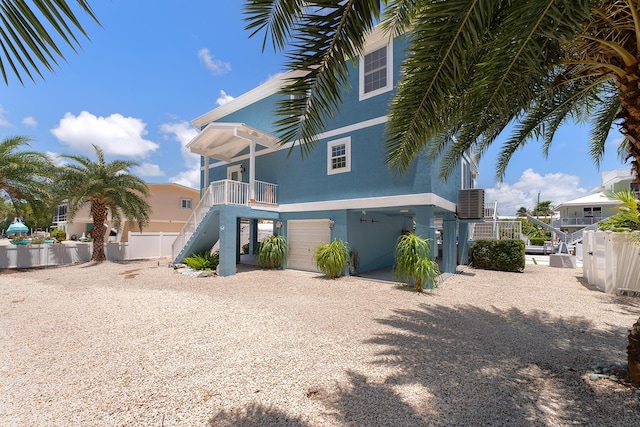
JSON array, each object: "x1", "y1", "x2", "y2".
[{"x1": 458, "y1": 189, "x2": 485, "y2": 220}]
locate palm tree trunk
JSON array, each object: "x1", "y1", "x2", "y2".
[
  {"x1": 618, "y1": 67, "x2": 640, "y2": 384},
  {"x1": 628, "y1": 319, "x2": 640, "y2": 384},
  {"x1": 90, "y1": 202, "x2": 107, "y2": 262}
]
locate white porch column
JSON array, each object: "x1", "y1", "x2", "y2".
[
  {"x1": 204, "y1": 155, "x2": 210, "y2": 191},
  {"x1": 249, "y1": 140, "x2": 256, "y2": 201}
]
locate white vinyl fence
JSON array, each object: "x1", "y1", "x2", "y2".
[
  {"x1": 582, "y1": 230, "x2": 640, "y2": 294},
  {"x1": 0, "y1": 232, "x2": 178, "y2": 269}
]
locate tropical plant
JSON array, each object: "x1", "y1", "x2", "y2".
[
  {"x1": 29, "y1": 238, "x2": 45, "y2": 244},
  {"x1": 50, "y1": 228, "x2": 66, "y2": 241},
  {"x1": 10, "y1": 235, "x2": 27, "y2": 242},
  {"x1": 393, "y1": 233, "x2": 440, "y2": 292},
  {"x1": 516, "y1": 207, "x2": 529, "y2": 218},
  {"x1": 532, "y1": 201, "x2": 554, "y2": 220},
  {"x1": 0, "y1": 136, "x2": 55, "y2": 215},
  {"x1": 314, "y1": 238, "x2": 349, "y2": 278},
  {"x1": 0, "y1": 0, "x2": 99, "y2": 85},
  {"x1": 257, "y1": 234, "x2": 287, "y2": 269},
  {"x1": 56, "y1": 145, "x2": 151, "y2": 261},
  {"x1": 598, "y1": 190, "x2": 640, "y2": 232},
  {"x1": 183, "y1": 251, "x2": 220, "y2": 271}
]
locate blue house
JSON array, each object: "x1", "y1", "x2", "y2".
[{"x1": 173, "y1": 29, "x2": 480, "y2": 277}]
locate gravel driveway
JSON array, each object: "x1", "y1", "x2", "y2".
[{"x1": 1, "y1": 260, "x2": 639, "y2": 426}]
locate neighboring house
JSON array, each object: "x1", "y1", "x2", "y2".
[
  {"x1": 53, "y1": 183, "x2": 199, "y2": 242},
  {"x1": 175, "y1": 28, "x2": 481, "y2": 277},
  {"x1": 553, "y1": 168, "x2": 634, "y2": 234}
]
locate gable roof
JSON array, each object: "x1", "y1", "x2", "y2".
[
  {"x1": 186, "y1": 122, "x2": 278, "y2": 161},
  {"x1": 554, "y1": 192, "x2": 621, "y2": 210}
]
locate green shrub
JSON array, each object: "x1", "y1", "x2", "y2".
[
  {"x1": 51, "y1": 229, "x2": 66, "y2": 241},
  {"x1": 314, "y1": 239, "x2": 349, "y2": 278},
  {"x1": 10, "y1": 236, "x2": 28, "y2": 242},
  {"x1": 471, "y1": 239, "x2": 525, "y2": 272},
  {"x1": 529, "y1": 237, "x2": 545, "y2": 246},
  {"x1": 29, "y1": 238, "x2": 45, "y2": 244},
  {"x1": 257, "y1": 235, "x2": 287, "y2": 269},
  {"x1": 183, "y1": 251, "x2": 219, "y2": 271},
  {"x1": 394, "y1": 233, "x2": 440, "y2": 292}
]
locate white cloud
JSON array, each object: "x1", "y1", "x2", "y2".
[
  {"x1": 46, "y1": 151, "x2": 67, "y2": 166},
  {"x1": 216, "y1": 90, "x2": 235, "y2": 106},
  {"x1": 0, "y1": 106, "x2": 12, "y2": 127},
  {"x1": 51, "y1": 111, "x2": 159, "y2": 157},
  {"x1": 132, "y1": 162, "x2": 164, "y2": 177},
  {"x1": 485, "y1": 168, "x2": 587, "y2": 216},
  {"x1": 198, "y1": 48, "x2": 231, "y2": 76},
  {"x1": 170, "y1": 168, "x2": 200, "y2": 189},
  {"x1": 261, "y1": 72, "x2": 285, "y2": 84},
  {"x1": 22, "y1": 116, "x2": 37, "y2": 127},
  {"x1": 159, "y1": 121, "x2": 200, "y2": 189}
]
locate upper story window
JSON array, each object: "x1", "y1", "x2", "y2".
[
  {"x1": 181, "y1": 199, "x2": 192, "y2": 209},
  {"x1": 359, "y1": 40, "x2": 393, "y2": 101},
  {"x1": 327, "y1": 137, "x2": 351, "y2": 175}
]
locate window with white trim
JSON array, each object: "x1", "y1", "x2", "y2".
[
  {"x1": 181, "y1": 198, "x2": 192, "y2": 209},
  {"x1": 359, "y1": 41, "x2": 393, "y2": 100},
  {"x1": 327, "y1": 137, "x2": 351, "y2": 175}
]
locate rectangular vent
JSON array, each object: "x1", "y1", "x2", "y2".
[{"x1": 458, "y1": 189, "x2": 485, "y2": 220}]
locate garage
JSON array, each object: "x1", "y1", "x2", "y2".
[{"x1": 286, "y1": 219, "x2": 332, "y2": 272}]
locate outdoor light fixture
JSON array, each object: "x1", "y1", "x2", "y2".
[
  {"x1": 240, "y1": 165, "x2": 245, "y2": 173},
  {"x1": 275, "y1": 221, "x2": 282, "y2": 229},
  {"x1": 329, "y1": 219, "x2": 335, "y2": 229}
]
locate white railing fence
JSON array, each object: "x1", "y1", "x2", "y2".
[
  {"x1": 254, "y1": 180, "x2": 277, "y2": 204},
  {"x1": 470, "y1": 220, "x2": 524, "y2": 241},
  {"x1": 0, "y1": 233, "x2": 180, "y2": 269},
  {"x1": 582, "y1": 230, "x2": 640, "y2": 294}
]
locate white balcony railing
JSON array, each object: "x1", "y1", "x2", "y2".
[
  {"x1": 172, "y1": 179, "x2": 277, "y2": 260},
  {"x1": 552, "y1": 216, "x2": 603, "y2": 227}
]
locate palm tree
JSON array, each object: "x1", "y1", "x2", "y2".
[
  {"x1": 0, "y1": 0, "x2": 98, "y2": 84},
  {"x1": 516, "y1": 207, "x2": 529, "y2": 218},
  {"x1": 57, "y1": 145, "x2": 151, "y2": 261},
  {"x1": 242, "y1": 1, "x2": 640, "y2": 184},
  {"x1": 0, "y1": 135, "x2": 55, "y2": 216},
  {"x1": 532, "y1": 201, "x2": 554, "y2": 221}
]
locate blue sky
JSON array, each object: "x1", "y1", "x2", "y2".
[{"x1": 0, "y1": 1, "x2": 629, "y2": 215}]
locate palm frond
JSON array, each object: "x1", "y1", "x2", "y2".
[{"x1": 0, "y1": 0, "x2": 99, "y2": 85}]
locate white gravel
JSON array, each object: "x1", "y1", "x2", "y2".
[{"x1": 1, "y1": 260, "x2": 639, "y2": 426}]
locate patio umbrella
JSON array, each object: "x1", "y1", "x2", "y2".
[{"x1": 6, "y1": 220, "x2": 28, "y2": 235}]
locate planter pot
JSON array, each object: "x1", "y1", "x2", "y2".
[
  {"x1": 10, "y1": 240, "x2": 29, "y2": 245},
  {"x1": 44, "y1": 240, "x2": 55, "y2": 244}
]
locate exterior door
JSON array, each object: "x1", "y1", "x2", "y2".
[
  {"x1": 227, "y1": 165, "x2": 243, "y2": 182},
  {"x1": 287, "y1": 219, "x2": 331, "y2": 272}
]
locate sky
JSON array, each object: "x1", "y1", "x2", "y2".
[{"x1": 0, "y1": 1, "x2": 629, "y2": 216}]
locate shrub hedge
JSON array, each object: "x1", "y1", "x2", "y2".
[
  {"x1": 529, "y1": 237, "x2": 546, "y2": 246},
  {"x1": 471, "y1": 239, "x2": 525, "y2": 272}
]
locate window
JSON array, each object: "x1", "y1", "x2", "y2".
[
  {"x1": 327, "y1": 137, "x2": 351, "y2": 175},
  {"x1": 181, "y1": 199, "x2": 192, "y2": 209},
  {"x1": 583, "y1": 207, "x2": 601, "y2": 218},
  {"x1": 359, "y1": 41, "x2": 393, "y2": 100}
]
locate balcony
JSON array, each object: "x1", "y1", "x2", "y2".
[
  {"x1": 208, "y1": 179, "x2": 277, "y2": 206},
  {"x1": 552, "y1": 216, "x2": 603, "y2": 227}
]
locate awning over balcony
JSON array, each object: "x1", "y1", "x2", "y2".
[{"x1": 187, "y1": 122, "x2": 278, "y2": 162}]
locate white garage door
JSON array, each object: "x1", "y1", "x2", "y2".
[{"x1": 287, "y1": 219, "x2": 332, "y2": 272}]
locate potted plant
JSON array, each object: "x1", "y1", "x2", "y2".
[
  {"x1": 10, "y1": 236, "x2": 29, "y2": 245},
  {"x1": 257, "y1": 235, "x2": 287, "y2": 269},
  {"x1": 29, "y1": 238, "x2": 45, "y2": 245},
  {"x1": 394, "y1": 233, "x2": 440, "y2": 292},
  {"x1": 314, "y1": 239, "x2": 349, "y2": 278}
]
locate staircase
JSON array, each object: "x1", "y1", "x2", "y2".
[
  {"x1": 171, "y1": 179, "x2": 279, "y2": 263},
  {"x1": 525, "y1": 215, "x2": 567, "y2": 242}
]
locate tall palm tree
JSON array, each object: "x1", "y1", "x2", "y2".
[
  {"x1": 0, "y1": 135, "x2": 55, "y2": 216},
  {"x1": 0, "y1": 0, "x2": 98, "y2": 84},
  {"x1": 57, "y1": 145, "x2": 151, "y2": 261}
]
